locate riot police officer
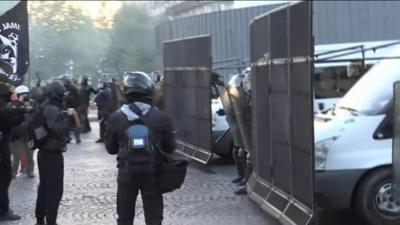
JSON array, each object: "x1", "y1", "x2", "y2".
[
  {"x1": 35, "y1": 81, "x2": 75, "y2": 225},
  {"x1": 61, "y1": 75, "x2": 81, "y2": 144},
  {"x1": 105, "y1": 71, "x2": 176, "y2": 225},
  {"x1": 94, "y1": 80, "x2": 113, "y2": 143},
  {"x1": 78, "y1": 75, "x2": 97, "y2": 133},
  {"x1": 0, "y1": 83, "x2": 27, "y2": 221},
  {"x1": 213, "y1": 71, "x2": 249, "y2": 189},
  {"x1": 231, "y1": 68, "x2": 253, "y2": 195}
]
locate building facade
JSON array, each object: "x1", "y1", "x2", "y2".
[{"x1": 155, "y1": 1, "x2": 400, "y2": 78}]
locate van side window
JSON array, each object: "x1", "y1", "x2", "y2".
[
  {"x1": 314, "y1": 64, "x2": 372, "y2": 99},
  {"x1": 374, "y1": 110, "x2": 393, "y2": 139}
]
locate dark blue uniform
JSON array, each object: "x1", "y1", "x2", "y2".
[{"x1": 95, "y1": 87, "x2": 114, "y2": 141}]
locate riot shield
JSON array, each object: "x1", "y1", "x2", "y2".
[
  {"x1": 163, "y1": 35, "x2": 213, "y2": 164},
  {"x1": 229, "y1": 86, "x2": 252, "y2": 152},
  {"x1": 247, "y1": 2, "x2": 314, "y2": 225},
  {"x1": 216, "y1": 85, "x2": 243, "y2": 148},
  {"x1": 393, "y1": 81, "x2": 400, "y2": 199}
]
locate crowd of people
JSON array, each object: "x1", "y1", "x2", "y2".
[
  {"x1": 0, "y1": 71, "x2": 176, "y2": 225},
  {"x1": 0, "y1": 68, "x2": 253, "y2": 225}
]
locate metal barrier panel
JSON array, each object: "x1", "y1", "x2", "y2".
[
  {"x1": 163, "y1": 35, "x2": 213, "y2": 164},
  {"x1": 247, "y1": 2, "x2": 314, "y2": 225},
  {"x1": 393, "y1": 81, "x2": 400, "y2": 199}
]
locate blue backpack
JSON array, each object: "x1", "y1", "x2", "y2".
[
  {"x1": 127, "y1": 122, "x2": 150, "y2": 151},
  {"x1": 124, "y1": 104, "x2": 158, "y2": 173}
]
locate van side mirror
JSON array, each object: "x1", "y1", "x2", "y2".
[
  {"x1": 318, "y1": 102, "x2": 325, "y2": 111},
  {"x1": 216, "y1": 109, "x2": 225, "y2": 116}
]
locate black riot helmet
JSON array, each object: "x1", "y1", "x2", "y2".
[
  {"x1": 123, "y1": 71, "x2": 155, "y2": 98},
  {"x1": 47, "y1": 81, "x2": 66, "y2": 102}
]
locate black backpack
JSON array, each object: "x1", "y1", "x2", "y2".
[
  {"x1": 123, "y1": 104, "x2": 158, "y2": 174},
  {"x1": 25, "y1": 106, "x2": 49, "y2": 150}
]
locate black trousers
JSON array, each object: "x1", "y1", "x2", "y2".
[
  {"x1": 73, "y1": 127, "x2": 80, "y2": 142},
  {"x1": 0, "y1": 140, "x2": 11, "y2": 215},
  {"x1": 78, "y1": 106, "x2": 91, "y2": 132},
  {"x1": 99, "y1": 115, "x2": 108, "y2": 140},
  {"x1": 35, "y1": 151, "x2": 64, "y2": 225},
  {"x1": 117, "y1": 170, "x2": 163, "y2": 225},
  {"x1": 99, "y1": 119, "x2": 105, "y2": 140},
  {"x1": 83, "y1": 107, "x2": 91, "y2": 132},
  {"x1": 70, "y1": 117, "x2": 80, "y2": 142}
]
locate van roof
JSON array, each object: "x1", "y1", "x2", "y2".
[
  {"x1": 337, "y1": 44, "x2": 400, "y2": 115},
  {"x1": 315, "y1": 40, "x2": 400, "y2": 68}
]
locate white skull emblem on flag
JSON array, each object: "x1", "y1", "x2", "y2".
[{"x1": 0, "y1": 32, "x2": 18, "y2": 76}]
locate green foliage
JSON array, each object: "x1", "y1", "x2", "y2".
[
  {"x1": 102, "y1": 3, "x2": 156, "y2": 77},
  {"x1": 28, "y1": 2, "x2": 110, "y2": 81},
  {"x1": 1, "y1": 2, "x2": 157, "y2": 84}
]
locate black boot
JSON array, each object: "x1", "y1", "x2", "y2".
[
  {"x1": 236, "y1": 149, "x2": 248, "y2": 186},
  {"x1": 232, "y1": 146, "x2": 245, "y2": 183},
  {"x1": 0, "y1": 210, "x2": 21, "y2": 221},
  {"x1": 232, "y1": 177, "x2": 242, "y2": 183},
  {"x1": 234, "y1": 185, "x2": 247, "y2": 195},
  {"x1": 74, "y1": 130, "x2": 81, "y2": 144},
  {"x1": 235, "y1": 154, "x2": 252, "y2": 195},
  {"x1": 239, "y1": 160, "x2": 253, "y2": 186},
  {"x1": 36, "y1": 217, "x2": 45, "y2": 225}
]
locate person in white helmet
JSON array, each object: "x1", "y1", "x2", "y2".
[{"x1": 7, "y1": 85, "x2": 35, "y2": 179}]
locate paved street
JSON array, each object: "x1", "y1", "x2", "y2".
[
  {"x1": 1, "y1": 120, "x2": 366, "y2": 225},
  {"x1": 3, "y1": 121, "x2": 277, "y2": 225}
]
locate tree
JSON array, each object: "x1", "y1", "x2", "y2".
[
  {"x1": 28, "y1": 2, "x2": 110, "y2": 81},
  {"x1": 103, "y1": 3, "x2": 156, "y2": 78}
]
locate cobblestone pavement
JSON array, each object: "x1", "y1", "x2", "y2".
[{"x1": 3, "y1": 122, "x2": 278, "y2": 225}]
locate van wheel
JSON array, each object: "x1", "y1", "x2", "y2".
[{"x1": 355, "y1": 167, "x2": 400, "y2": 225}]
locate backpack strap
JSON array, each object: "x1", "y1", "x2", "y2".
[
  {"x1": 128, "y1": 103, "x2": 167, "y2": 154},
  {"x1": 129, "y1": 103, "x2": 145, "y2": 119}
]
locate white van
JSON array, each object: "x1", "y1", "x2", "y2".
[
  {"x1": 315, "y1": 45, "x2": 400, "y2": 225},
  {"x1": 314, "y1": 40, "x2": 399, "y2": 113},
  {"x1": 211, "y1": 98, "x2": 233, "y2": 158}
]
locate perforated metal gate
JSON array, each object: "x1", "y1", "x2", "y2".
[
  {"x1": 163, "y1": 35, "x2": 213, "y2": 164},
  {"x1": 247, "y1": 2, "x2": 315, "y2": 225},
  {"x1": 393, "y1": 81, "x2": 400, "y2": 199}
]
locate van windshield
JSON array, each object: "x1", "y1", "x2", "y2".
[{"x1": 337, "y1": 46, "x2": 400, "y2": 115}]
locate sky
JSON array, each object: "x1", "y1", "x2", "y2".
[
  {"x1": 0, "y1": 1, "x2": 124, "y2": 29},
  {"x1": 0, "y1": 1, "x2": 123, "y2": 19},
  {"x1": 232, "y1": 0, "x2": 294, "y2": 9},
  {"x1": 0, "y1": 0, "x2": 296, "y2": 29},
  {"x1": 0, "y1": 1, "x2": 19, "y2": 14},
  {"x1": 1, "y1": 1, "x2": 295, "y2": 16},
  {"x1": 64, "y1": 1, "x2": 123, "y2": 19}
]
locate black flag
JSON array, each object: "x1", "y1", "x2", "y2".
[{"x1": 0, "y1": 1, "x2": 29, "y2": 85}]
